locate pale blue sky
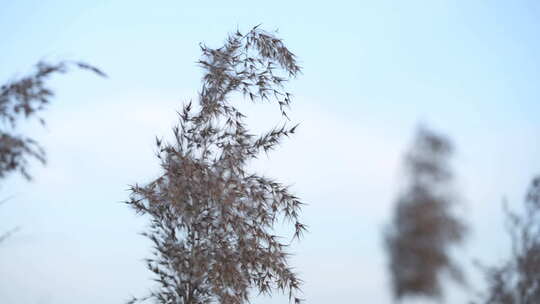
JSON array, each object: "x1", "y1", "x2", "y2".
[{"x1": 1, "y1": 1, "x2": 540, "y2": 303}]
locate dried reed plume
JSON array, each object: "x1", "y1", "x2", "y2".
[{"x1": 126, "y1": 26, "x2": 306, "y2": 304}]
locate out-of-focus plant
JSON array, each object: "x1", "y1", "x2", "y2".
[
  {"x1": 0, "y1": 60, "x2": 105, "y2": 241},
  {"x1": 385, "y1": 127, "x2": 467, "y2": 301},
  {"x1": 476, "y1": 176, "x2": 540, "y2": 304},
  {"x1": 0, "y1": 61, "x2": 106, "y2": 181}
]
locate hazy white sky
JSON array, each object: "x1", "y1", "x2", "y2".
[{"x1": 1, "y1": 1, "x2": 540, "y2": 303}]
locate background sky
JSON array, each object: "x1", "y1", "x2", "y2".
[{"x1": 1, "y1": 1, "x2": 540, "y2": 303}]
